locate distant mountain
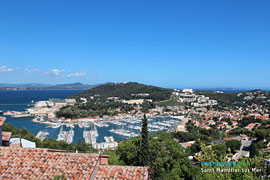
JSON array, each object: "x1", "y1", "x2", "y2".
[
  {"x1": 46, "y1": 82, "x2": 99, "y2": 90},
  {"x1": 73, "y1": 82, "x2": 173, "y2": 102},
  {"x1": 0, "y1": 83, "x2": 50, "y2": 88},
  {"x1": 0, "y1": 82, "x2": 100, "y2": 90}
]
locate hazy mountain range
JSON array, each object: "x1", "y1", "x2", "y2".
[{"x1": 0, "y1": 82, "x2": 100, "y2": 90}]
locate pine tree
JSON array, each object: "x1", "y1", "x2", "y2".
[{"x1": 139, "y1": 114, "x2": 150, "y2": 166}]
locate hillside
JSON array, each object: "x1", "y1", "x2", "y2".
[
  {"x1": 73, "y1": 82, "x2": 173, "y2": 102},
  {"x1": 195, "y1": 89, "x2": 270, "y2": 107}
]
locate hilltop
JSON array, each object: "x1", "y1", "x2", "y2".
[{"x1": 72, "y1": 82, "x2": 173, "y2": 102}]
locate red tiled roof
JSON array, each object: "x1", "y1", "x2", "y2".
[
  {"x1": 1, "y1": 132, "x2": 11, "y2": 141},
  {"x1": 182, "y1": 143, "x2": 193, "y2": 147},
  {"x1": 0, "y1": 147, "x2": 149, "y2": 180},
  {"x1": 240, "y1": 134, "x2": 250, "y2": 138},
  {"x1": 95, "y1": 165, "x2": 149, "y2": 180},
  {"x1": 223, "y1": 138, "x2": 233, "y2": 141}
]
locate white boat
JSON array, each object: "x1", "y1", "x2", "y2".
[
  {"x1": 109, "y1": 129, "x2": 115, "y2": 133},
  {"x1": 51, "y1": 124, "x2": 61, "y2": 128},
  {"x1": 95, "y1": 122, "x2": 109, "y2": 127},
  {"x1": 3, "y1": 111, "x2": 16, "y2": 116},
  {"x1": 12, "y1": 113, "x2": 32, "y2": 118}
]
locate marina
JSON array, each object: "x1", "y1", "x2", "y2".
[{"x1": 0, "y1": 90, "x2": 182, "y2": 144}]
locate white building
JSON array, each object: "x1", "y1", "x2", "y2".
[
  {"x1": 182, "y1": 89, "x2": 194, "y2": 93},
  {"x1": 10, "y1": 138, "x2": 36, "y2": 148}
]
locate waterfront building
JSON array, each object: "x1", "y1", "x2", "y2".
[
  {"x1": 49, "y1": 98, "x2": 67, "y2": 106},
  {"x1": 122, "y1": 99, "x2": 152, "y2": 105},
  {"x1": 64, "y1": 98, "x2": 76, "y2": 104},
  {"x1": 182, "y1": 89, "x2": 194, "y2": 93}
]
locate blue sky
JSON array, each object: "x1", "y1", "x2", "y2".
[{"x1": 0, "y1": 0, "x2": 269, "y2": 89}]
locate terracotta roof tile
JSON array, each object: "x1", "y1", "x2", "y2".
[
  {"x1": 0, "y1": 147, "x2": 149, "y2": 180},
  {"x1": 0, "y1": 147, "x2": 98, "y2": 180},
  {"x1": 94, "y1": 165, "x2": 149, "y2": 180}
]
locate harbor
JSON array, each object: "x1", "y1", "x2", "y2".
[
  {"x1": 4, "y1": 112, "x2": 181, "y2": 144},
  {"x1": 0, "y1": 90, "x2": 182, "y2": 145}
]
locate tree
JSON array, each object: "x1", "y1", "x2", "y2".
[
  {"x1": 138, "y1": 114, "x2": 150, "y2": 166},
  {"x1": 212, "y1": 143, "x2": 226, "y2": 157},
  {"x1": 53, "y1": 174, "x2": 66, "y2": 180},
  {"x1": 112, "y1": 132, "x2": 199, "y2": 180},
  {"x1": 225, "y1": 140, "x2": 241, "y2": 153}
]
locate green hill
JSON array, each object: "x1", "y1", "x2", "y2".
[{"x1": 72, "y1": 82, "x2": 173, "y2": 102}]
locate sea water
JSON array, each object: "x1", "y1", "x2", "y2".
[{"x1": 0, "y1": 90, "x2": 179, "y2": 143}]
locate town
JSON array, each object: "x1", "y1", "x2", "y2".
[{"x1": 1, "y1": 83, "x2": 270, "y2": 179}]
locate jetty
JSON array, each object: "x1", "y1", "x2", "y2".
[
  {"x1": 57, "y1": 126, "x2": 74, "y2": 144},
  {"x1": 36, "y1": 131, "x2": 49, "y2": 141},
  {"x1": 83, "y1": 125, "x2": 98, "y2": 144}
]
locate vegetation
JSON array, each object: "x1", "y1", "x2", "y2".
[
  {"x1": 106, "y1": 132, "x2": 200, "y2": 180},
  {"x1": 156, "y1": 99, "x2": 185, "y2": 106},
  {"x1": 72, "y1": 82, "x2": 173, "y2": 102},
  {"x1": 225, "y1": 140, "x2": 241, "y2": 153},
  {"x1": 56, "y1": 101, "x2": 135, "y2": 119},
  {"x1": 53, "y1": 174, "x2": 67, "y2": 180},
  {"x1": 138, "y1": 114, "x2": 150, "y2": 166},
  {"x1": 196, "y1": 142, "x2": 269, "y2": 180},
  {"x1": 57, "y1": 82, "x2": 173, "y2": 118}
]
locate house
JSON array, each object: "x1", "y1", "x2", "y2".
[
  {"x1": 232, "y1": 121, "x2": 238, "y2": 126},
  {"x1": 211, "y1": 139, "x2": 225, "y2": 145},
  {"x1": 244, "y1": 123, "x2": 260, "y2": 131},
  {"x1": 218, "y1": 124, "x2": 225, "y2": 129},
  {"x1": 182, "y1": 89, "x2": 193, "y2": 93},
  {"x1": 80, "y1": 98, "x2": 87, "y2": 104},
  {"x1": 9, "y1": 138, "x2": 36, "y2": 148},
  {"x1": 122, "y1": 99, "x2": 152, "y2": 105},
  {"x1": 0, "y1": 147, "x2": 149, "y2": 180},
  {"x1": 49, "y1": 98, "x2": 67, "y2": 106},
  {"x1": 264, "y1": 148, "x2": 270, "y2": 153},
  {"x1": 240, "y1": 134, "x2": 250, "y2": 140},
  {"x1": 180, "y1": 141, "x2": 195, "y2": 148},
  {"x1": 65, "y1": 99, "x2": 76, "y2": 104},
  {"x1": 0, "y1": 116, "x2": 11, "y2": 146}
]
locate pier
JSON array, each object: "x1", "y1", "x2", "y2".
[
  {"x1": 57, "y1": 126, "x2": 74, "y2": 144},
  {"x1": 83, "y1": 125, "x2": 98, "y2": 144}
]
